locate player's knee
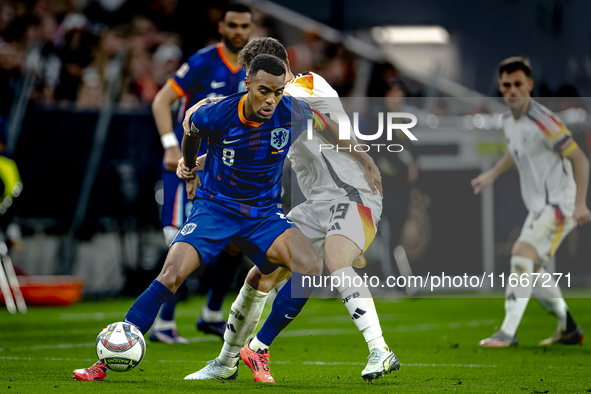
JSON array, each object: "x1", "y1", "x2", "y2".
[
  {"x1": 245, "y1": 267, "x2": 270, "y2": 292},
  {"x1": 156, "y1": 270, "x2": 184, "y2": 293},
  {"x1": 323, "y1": 251, "x2": 356, "y2": 274},
  {"x1": 511, "y1": 241, "x2": 538, "y2": 260},
  {"x1": 156, "y1": 264, "x2": 188, "y2": 293},
  {"x1": 295, "y1": 250, "x2": 323, "y2": 276}
]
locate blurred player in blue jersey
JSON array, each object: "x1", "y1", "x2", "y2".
[
  {"x1": 72, "y1": 54, "x2": 334, "y2": 382},
  {"x1": 150, "y1": 4, "x2": 252, "y2": 343}
]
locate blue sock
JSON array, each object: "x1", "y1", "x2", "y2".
[
  {"x1": 125, "y1": 280, "x2": 174, "y2": 335},
  {"x1": 256, "y1": 273, "x2": 318, "y2": 346},
  {"x1": 159, "y1": 282, "x2": 188, "y2": 321},
  {"x1": 206, "y1": 251, "x2": 243, "y2": 311}
]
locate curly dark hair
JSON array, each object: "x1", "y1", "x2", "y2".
[
  {"x1": 238, "y1": 37, "x2": 288, "y2": 71},
  {"x1": 248, "y1": 54, "x2": 286, "y2": 79}
]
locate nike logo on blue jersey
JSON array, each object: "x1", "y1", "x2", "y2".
[
  {"x1": 211, "y1": 80, "x2": 226, "y2": 89},
  {"x1": 285, "y1": 314, "x2": 295, "y2": 320},
  {"x1": 223, "y1": 138, "x2": 240, "y2": 144}
]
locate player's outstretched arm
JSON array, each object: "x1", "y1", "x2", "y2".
[
  {"x1": 471, "y1": 151, "x2": 515, "y2": 195},
  {"x1": 319, "y1": 115, "x2": 383, "y2": 197},
  {"x1": 566, "y1": 147, "x2": 591, "y2": 225},
  {"x1": 153, "y1": 83, "x2": 183, "y2": 171}
]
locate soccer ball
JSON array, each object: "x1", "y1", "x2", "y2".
[{"x1": 96, "y1": 322, "x2": 146, "y2": 372}]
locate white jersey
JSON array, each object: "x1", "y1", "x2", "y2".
[
  {"x1": 285, "y1": 72, "x2": 382, "y2": 219},
  {"x1": 503, "y1": 99, "x2": 578, "y2": 216}
]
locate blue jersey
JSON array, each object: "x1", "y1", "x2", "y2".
[
  {"x1": 189, "y1": 92, "x2": 314, "y2": 217},
  {"x1": 168, "y1": 43, "x2": 246, "y2": 152}
]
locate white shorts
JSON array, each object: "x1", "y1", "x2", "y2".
[
  {"x1": 287, "y1": 196, "x2": 379, "y2": 258},
  {"x1": 518, "y1": 205, "x2": 576, "y2": 262}
]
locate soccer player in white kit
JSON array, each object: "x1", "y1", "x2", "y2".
[
  {"x1": 180, "y1": 38, "x2": 399, "y2": 382},
  {"x1": 472, "y1": 57, "x2": 590, "y2": 347}
]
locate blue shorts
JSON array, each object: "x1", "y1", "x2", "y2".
[
  {"x1": 161, "y1": 169, "x2": 192, "y2": 228},
  {"x1": 172, "y1": 198, "x2": 296, "y2": 274}
]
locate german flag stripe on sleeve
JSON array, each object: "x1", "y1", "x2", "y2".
[
  {"x1": 287, "y1": 73, "x2": 314, "y2": 96},
  {"x1": 527, "y1": 101, "x2": 578, "y2": 155}
]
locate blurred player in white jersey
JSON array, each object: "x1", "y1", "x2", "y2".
[
  {"x1": 180, "y1": 37, "x2": 399, "y2": 382},
  {"x1": 472, "y1": 57, "x2": 590, "y2": 347}
]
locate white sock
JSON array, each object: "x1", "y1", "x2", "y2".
[
  {"x1": 532, "y1": 267, "x2": 568, "y2": 332},
  {"x1": 500, "y1": 256, "x2": 534, "y2": 337},
  {"x1": 248, "y1": 335, "x2": 269, "y2": 352},
  {"x1": 218, "y1": 282, "x2": 268, "y2": 367},
  {"x1": 151, "y1": 316, "x2": 177, "y2": 331},
  {"x1": 331, "y1": 266, "x2": 388, "y2": 352},
  {"x1": 201, "y1": 305, "x2": 224, "y2": 323}
]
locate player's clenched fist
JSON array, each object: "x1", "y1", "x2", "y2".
[
  {"x1": 177, "y1": 157, "x2": 201, "y2": 200},
  {"x1": 176, "y1": 155, "x2": 206, "y2": 180},
  {"x1": 177, "y1": 157, "x2": 198, "y2": 180},
  {"x1": 471, "y1": 172, "x2": 495, "y2": 195},
  {"x1": 573, "y1": 204, "x2": 591, "y2": 226}
]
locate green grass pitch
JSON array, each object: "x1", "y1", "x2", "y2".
[{"x1": 2, "y1": 294, "x2": 591, "y2": 393}]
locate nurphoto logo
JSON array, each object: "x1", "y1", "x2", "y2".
[{"x1": 307, "y1": 112, "x2": 418, "y2": 153}]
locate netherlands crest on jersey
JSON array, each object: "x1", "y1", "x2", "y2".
[
  {"x1": 181, "y1": 223, "x2": 196, "y2": 235},
  {"x1": 271, "y1": 128, "x2": 289, "y2": 154}
]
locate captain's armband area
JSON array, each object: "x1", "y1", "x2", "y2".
[{"x1": 553, "y1": 134, "x2": 578, "y2": 157}]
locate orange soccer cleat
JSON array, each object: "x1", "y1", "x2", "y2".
[
  {"x1": 240, "y1": 341, "x2": 275, "y2": 383},
  {"x1": 71, "y1": 360, "x2": 108, "y2": 381}
]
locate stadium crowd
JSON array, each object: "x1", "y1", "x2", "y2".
[{"x1": 0, "y1": 0, "x2": 357, "y2": 119}]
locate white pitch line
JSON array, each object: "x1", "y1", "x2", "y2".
[
  {"x1": 58, "y1": 309, "x2": 206, "y2": 322},
  {"x1": 0, "y1": 356, "x2": 500, "y2": 369},
  {"x1": 4, "y1": 319, "x2": 497, "y2": 352},
  {"x1": 305, "y1": 313, "x2": 403, "y2": 324},
  {"x1": 7, "y1": 336, "x2": 220, "y2": 352}
]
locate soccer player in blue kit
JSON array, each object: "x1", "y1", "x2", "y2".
[
  {"x1": 71, "y1": 54, "x2": 328, "y2": 382},
  {"x1": 150, "y1": 4, "x2": 252, "y2": 343}
]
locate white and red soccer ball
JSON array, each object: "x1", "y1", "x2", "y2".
[{"x1": 96, "y1": 322, "x2": 146, "y2": 372}]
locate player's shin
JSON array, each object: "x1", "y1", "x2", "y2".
[
  {"x1": 532, "y1": 267, "x2": 570, "y2": 332},
  {"x1": 125, "y1": 280, "x2": 174, "y2": 334},
  {"x1": 218, "y1": 282, "x2": 269, "y2": 367},
  {"x1": 500, "y1": 256, "x2": 534, "y2": 337},
  {"x1": 331, "y1": 266, "x2": 388, "y2": 352},
  {"x1": 251, "y1": 272, "x2": 318, "y2": 351}
]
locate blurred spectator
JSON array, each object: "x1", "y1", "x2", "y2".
[
  {"x1": 287, "y1": 30, "x2": 325, "y2": 74},
  {"x1": 288, "y1": 30, "x2": 354, "y2": 96},
  {"x1": 141, "y1": 0, "x2": 180, "y2": 34},
  {"x1": 27, "y1": 14, "x2": 61, "y2": 104},
  {"x1": 77, "y1": 68, "x2": 102, "y2": 108},
  {"x1": 0, "y1": 40, "x2": 25, "y2": 116},
  {"x1": 121, "y1": 47, "x2": 158, "y2": 105},
  {"x1": 84, "y1": 0, "x2": 139, "y2": 27},
  {"x1": 80, "y1": 24, "x2": 127, "y2": 103},
  {"x1": 128, "y1": 15, "x2": 158, "y2": 51},
  {"x1": 54, "y1": 13, "x2": 96, "y2": 102},
  {"x1": 152, "y1": 42, "x2": 182, "y2": 87},
  {"x1": 250, "y1": 8, "x2": 278, "y2": 39}
]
